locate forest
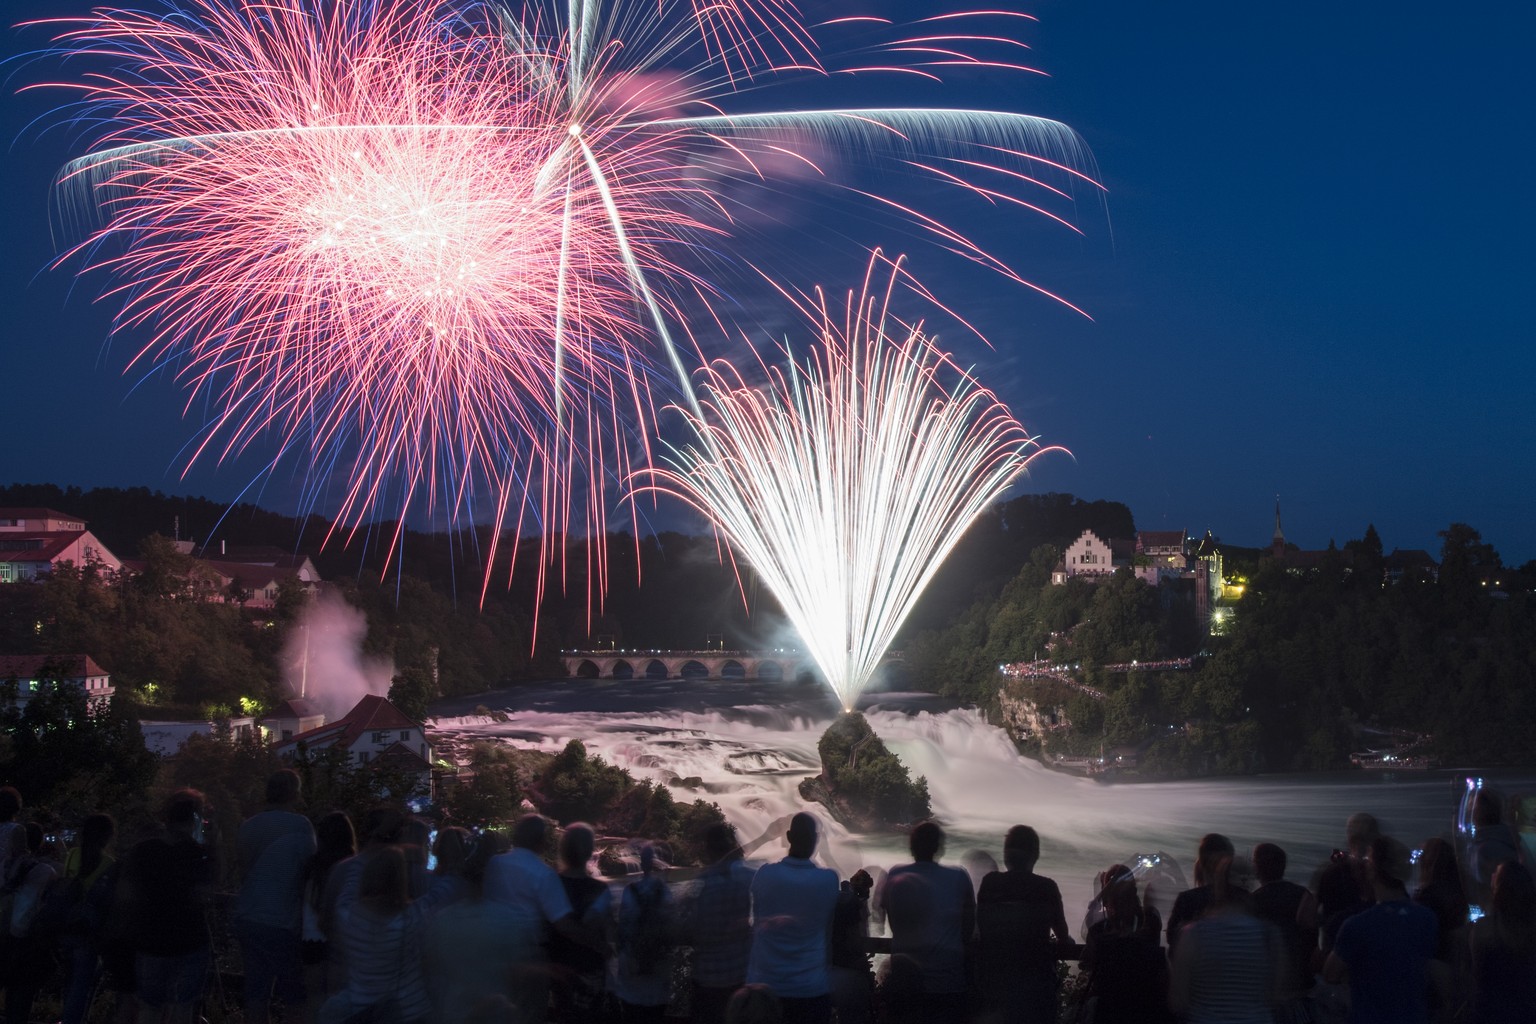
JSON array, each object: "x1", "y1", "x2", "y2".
[
  {"x1": 904, "y1": 522, "x2": 1536, "y2": 773},
  {"x1": 2, "y1": 482, "x2": 1533, "y2": 790}
]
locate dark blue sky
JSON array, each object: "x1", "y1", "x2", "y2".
[{"x1": 3, "y1": 1, "x2": 1533, "y2": 563}]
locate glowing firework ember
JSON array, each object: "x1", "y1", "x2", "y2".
[
  {"x1": 32, "y1": 0, "x2": 1096, "y2": 601},
  {"x1": 642, "y1": 257, "x2": 1063, "y2": 710}
]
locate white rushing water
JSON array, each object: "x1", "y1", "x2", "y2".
[{"x1": 430, "y1": 680, "x2": 1534, "y2": 924}]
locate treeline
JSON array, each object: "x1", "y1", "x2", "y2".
[
  {"x1": 906, "y1": 523, "x2": 1536, "y2": 774},
  {"x1": 0, "y1": 484, "x2": 1136, "y2": 715}
]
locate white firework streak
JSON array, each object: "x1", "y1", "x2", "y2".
[
  {"x1": 44, "y1": 0, "x2": 1095, "y2": 609},
  {"x1": 642, "y1": 257, "x2": 1064, "y2": 710}
]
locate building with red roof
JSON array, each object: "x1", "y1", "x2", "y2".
[
  {"x1": 0, "y1": 508, "x2": 122, "y2": 582},
  {"x1": 274, "y1": 694, "x2": 433, "y2": 796}
]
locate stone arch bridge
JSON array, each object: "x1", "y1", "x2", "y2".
[
  {"x1": 561, "y1": 650, "x2": 907, "y2": 681},
  {"x1": 561, "y1": 650, "x2": 812, "y2": 681}
]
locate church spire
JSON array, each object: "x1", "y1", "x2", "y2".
[{"x1": 1272, "y1": 496, "x2": 1285, "y2": 559}]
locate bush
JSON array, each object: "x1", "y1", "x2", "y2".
[
  {"x1": 536, "y1": 739, "x2": 631, "y2": 824},
  {"x1": 607, "y1": 780, "x2": 730, "y2": 865},
  {"x1": 443, "y1": 742, "x2": 522, "y2": 827}
]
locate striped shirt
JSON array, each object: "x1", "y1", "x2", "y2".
[
  {"x1": 1175, "y1": 912, "x2": 1279, "y2": 1024},
  {"x1": 338, "y1": 902, "x2": 433, "y2": 1023}
]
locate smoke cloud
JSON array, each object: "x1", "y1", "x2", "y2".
[{"x1": 281, "y1": 591, "x2": 395, "y2": 723}]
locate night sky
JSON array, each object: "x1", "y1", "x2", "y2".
[{"x1": 3, "y1": 1, "x2": 1532, "y2": 564}]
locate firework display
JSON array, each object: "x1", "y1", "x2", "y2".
[
  {"x1": 33, "y1": 0, "x2": 1093, "y2": 607},
  {"x1": 643, "y1": 257, "x2": 1062, "y2": 709}
]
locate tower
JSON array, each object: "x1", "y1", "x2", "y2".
[{"x1": 1271, "y1": 496, "x2": 1285, "y2": 560}]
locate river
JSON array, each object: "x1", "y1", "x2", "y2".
[{"x1": 429, "y1": 678, "x2": 1535, "y2": 926}]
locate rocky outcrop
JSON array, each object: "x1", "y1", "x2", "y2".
[
  {"x1": 997, "y1": 685, "x2": 1071, "y2": 742},
  {"x1": 799, "y1": 712, "x2": 930, "y2": 832}
]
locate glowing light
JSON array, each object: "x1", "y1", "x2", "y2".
[
  {"x1": 35, "y1": 0, "x2": 1097, "y2": 603},
  {"x1": 640, "y1": 255, "x2": 1064, "y2": 709}
]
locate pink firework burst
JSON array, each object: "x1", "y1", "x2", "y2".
[
  {"x1": 30, "y1": 0, "x2": 1100, "y2": 610},
  {"x1": 38, "y1": 0, "x2": 719, "y2": 597}
]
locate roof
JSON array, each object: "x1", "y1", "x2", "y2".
[
  {"x1": 1284, "y1": 548, "x2": 1356, "y2": 569},
  {"x1": 0, "y1": 508, "x2": 84, "y2": 522},
  {"x1": 372, "y1": 742, "x2": 432, "y2": 772},
  {"x1": 0, "y1": 653, "x2": 109, "y2": 680},
  {"x1": 198, "y1": 546, "x2": 312, "y2": 568},
  {"x1": 0, "y1": 531, "x2": 88, "y2": 563},
  {"x1": 1192, "y1": 532, "x2": 1221, "y2": 557},
  {"x1": 1137, "y1": 530, "x2": 1186, "y2": 550},
  {"x1": 265, "y1": 697, "x2": 321, "y2": 721},
  {"x1": 199, "y1": 560, "x2": 295, "y2": 590},
  {"x1": 278, "y1": 694, "x2": 420, "y2": 753},
  {"x1": 1384, "y1": 548, "x2": 1439, "y2": 568}
]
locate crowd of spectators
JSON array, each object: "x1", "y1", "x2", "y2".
[{"x1": 0, "y1": 777, "x2": 1532, "y2": 1024}]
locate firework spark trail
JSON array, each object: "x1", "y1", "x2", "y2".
[
  {"x1": 32, "y1": 0, "x2": 1098, "y2": 607},
  {"x1": 37, "y1": 0, "x2": 717, "y2": 591},
  {"x1": 641, "y1": 256, "x2": 1064, "y2": 710}
]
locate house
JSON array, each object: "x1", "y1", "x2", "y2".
[
  {"x1": 261, "y1": 697, "x2": 326, "y2": 741},
  {"x1": 1052, "y1": 529, "x2": 1119, "y2": 583},
  {"x1": 1128, "y1": 530, "x2": 1191, "y2": 586},
  {"x1": 199, "y1": 557, "x2": 322, "y2": 609},
  {"x1": 1137, "y1": 530, "x2": 1188, "y2": 570},
  {"x1": 118, "y1": 550, "x2": 322, "y2": 609},
  {"x1": 139, "y1": 716, "x2": 263, "y2": 756},
  {"x1": 0, "y1": 508, "x2": 123, "y2": 582},
  {"x1": 1268, "y1": 501, "x2": 1357, "y2": 574},
  {"x1": 0, "y1": 653, "x2": 114, "y2": 712},
  {"x1": 1383, "y1": 548, "x2": 1440, "y2": 584},
  {"x1": 274, "y1": 694, "x2": 433, "y2": 796}
]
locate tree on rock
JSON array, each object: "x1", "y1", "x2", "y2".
[{"x1": 805, "y1": 712, "x2": 930, "y2": 828}]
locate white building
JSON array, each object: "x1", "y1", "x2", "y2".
[
  {"x1": 0, "y1": 653, "x2": 114, "y2": 712},
  {"x1": 139, "y1": 716, "x2": 263, "y2": 756},
  {"x1": 1052, "y1": 529, "x2": 1119, "y2": 584},
  {"x1": 274, "y1": 695, "x2": 433, "y2": 796}
]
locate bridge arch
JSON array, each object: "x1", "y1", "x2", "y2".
[
  {"x1": 754, "y1": 661, "x2": 784, "y2": 681},
  {"x1": 610, "y1": 659, "x2": 634, "y2": 680},
  {"x1": 574, "y1": 659, "x2": 600, "y2": 679},
  {"x1": 720, "y1": 659, "x2": 745, "y2": 679}
]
